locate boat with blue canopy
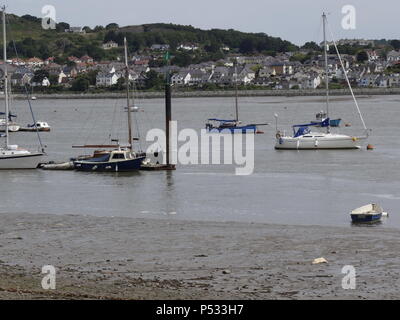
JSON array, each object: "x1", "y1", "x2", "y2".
[
  {"x1": 275, "y1": 13, "x2": 369, "y2": 150},
  {"x1": 205, "y1": 118, "x2": 258, "y2": 133},
  {"x1": 205, "y1": 58, "x2": 267, "y2": 134}
]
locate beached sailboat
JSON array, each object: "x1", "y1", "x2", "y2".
[
  {"x1": 350, "y1": 204, "x2": 387, "y2": 223},
  {"x1": 275, "y1": 13, "x2": 369, "y2": 150},
  {"x1": 73, "y1": 38, "x2": 146, "y2": 172},
  {"x1": 0, "y1": 7, "x2": 44, "y2": 169},
  {"x1": 206, "y1": 59, "x2": 267, "y2": 133}
]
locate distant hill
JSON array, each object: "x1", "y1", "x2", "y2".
[{"x1": 1, "y1": 12, "x2": 299, "y2": 66}]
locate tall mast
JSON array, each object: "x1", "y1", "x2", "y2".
[
  {"x1": 322, "y1": 12, "x2": 330, "y2": 132},
  {"x1": 234, "y1": 58, "x2": 239, "y2": 122},
  {"x1": 124, "y1": 37, "x2": 133, "y2": 150},
  {"x1": 2, "y1": 7, "x2": 9, "y2": 148}
]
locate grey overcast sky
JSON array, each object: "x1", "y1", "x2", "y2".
[{"x1": 4, "y1": 0, "x2": 399, "y2": 45}]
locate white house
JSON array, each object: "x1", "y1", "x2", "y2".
[
  {"x1": 301, "y1": 75, "x2": 321, "y2": 89},
  {"x1": 171, "y1": 71, "x2": 191, "y2": 85},
  {"x1": 96, "y1": 72, "x2": 120, "y2": 86},
  {"x1": 387, "y1": 50, "x2": 400, "y2": 63},
  {"x1": 42, "y1": 77, "x2": 51, "y2": 87},
  {"x1": 177, "y1": 43, "x2": 199, "y2": 51},
  {"x1": 102, "y1": 41, "x2": 119, "y2": 50}
]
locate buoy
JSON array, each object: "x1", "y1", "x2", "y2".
[{"x1": 367, "y1": 144, "x2": 374, "y2": 150}]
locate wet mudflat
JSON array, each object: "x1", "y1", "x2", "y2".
[
  {"x1": 1, "y1": 212, "x2": 399, "y2": 299},
  {"x1": 1, "y1": 95, "x2": 399, "y2": 299}
]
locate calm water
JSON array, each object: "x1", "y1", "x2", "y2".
[{"x1": 1, "y1": 94, "x2": 399, "y2": 228}]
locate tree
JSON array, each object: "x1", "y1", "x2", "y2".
[
  {"x1": 204, "y1": 41, "x2": 220, "y2": 53},
  {"x1": 48, "y1": 74, "x2": 59, "y2": 86},
  {"x1": 56, "y1": 22, "x2": 70, "y2": 32},
  {"x1": 239, "y1": 38, "x2": 255, "y2": 54},
  {"x1": 301, "y1": 41, "x2": 321, "y2": 51},
  {"x1": 144, "y1": 70, "x2": 164, "y2": 90},
  {"x1": 356, "y1": 50, "x2": 368, "y2": 63},
  {"x1": 390, "y1": 40, "x2": 400, "y2": 50},
  {"x1": 71, "y1": 76, "x2": 90, "y2": 92},
  {"x1": 171, "y1": 51, "x2": 192, "y2": 67},
  {"x1": 32, "y1": 69, "x2": 50, "y2": 84},
  {"x1": 93, "y1": 25, "x2": 104, "y2": 32},
  {"x1": 21, "y1": 15, "x2": 41, "y2": 23},
  {"x1": 106, "y1": 23, "x2": 119, "y2": 30},
  {"x1": 83, "y1": 26, "x2": 93, "y2": 33}
]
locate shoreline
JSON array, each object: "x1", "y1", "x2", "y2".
[
  {"x1": 0, "y1": 212, "x2": 398, "y2": 299},
  {"x1": 3, "y1": 88, "x2": 400, "y2": 100}
]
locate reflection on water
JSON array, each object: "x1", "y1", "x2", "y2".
[{"x1": 0, "y1": 95, "x2": 399, "y2": 228}]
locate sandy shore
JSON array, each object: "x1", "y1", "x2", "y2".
[{"x1": 0, "y1": 212, "x2": 399, "y2": 300}]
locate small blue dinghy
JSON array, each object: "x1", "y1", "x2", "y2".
[{"x1": 350, "y1": 203, "x2": 387, "y2": 223}]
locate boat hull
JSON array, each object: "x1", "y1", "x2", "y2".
[
  {"x1": 0, "y1": 153, "x2": 45, "y2": 169},
  {"x1": 351, "y1": 213, "x2": 382, "y2": 223},
  {"x1": 275, "y1": 134, "x2": 362, "y2": 150},
  {"x1": 207, "y1": 124, "x2": 257, "y2": 134},
  {"x1": 0, "y1": 124, "x2": 20, "y2": 132},
  {"x1": 74, "y1": 156, "x2": 145, "y2": 172}
]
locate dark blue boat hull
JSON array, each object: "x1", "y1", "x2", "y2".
[
  {"x1": 351, "y1": 213, "x2": 382, "y2": 223},
  {"x1": 74, "y1": 156, "x2": 145, "y2": 172},
  {"x1": 206, "y1": 124, "x2": 257, "y2": 133}
]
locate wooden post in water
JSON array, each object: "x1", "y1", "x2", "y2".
[{"x1": 165, "y1": 80, "x2": 171, "y2": 166}]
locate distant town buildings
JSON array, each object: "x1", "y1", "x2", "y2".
[{"x1": 2, "y1": 38, "x2": 400, "y2": 90}]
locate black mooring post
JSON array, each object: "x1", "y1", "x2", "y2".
[{"x1": 165, "y1": 82, "x2": 171, "y2": 166}]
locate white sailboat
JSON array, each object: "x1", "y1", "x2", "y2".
[
  {"x1": 0, "y1": 7, "x2": 44, "y2": 169},
  {"x1": 275, "y1": 13, "x2": 369, "y2": 150}
]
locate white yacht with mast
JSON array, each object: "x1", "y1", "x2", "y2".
[
  {"x1": 275, "y1": 13, "x2": 369, "y2": 150},
  {"x1": 0, "y1": 7, "x2": 44, "y2": 169}
]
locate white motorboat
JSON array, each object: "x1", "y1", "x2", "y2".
[
  {"x1": 275, "y1": 13, "x2": 369, "y2": 150},
  {"x1": 21, "y1": 121, "x2": 51, "y2": 132},
  {"x1": 124, "y1": 105, "x2": 139, "y2": 112},
  {"x1": 0, "y1": 7, "x2": 45, "y2": 169}
]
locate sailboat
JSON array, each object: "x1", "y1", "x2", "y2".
[
  {"x1": 0, "y1": 7, "x2": 44, "y2": 169},
  {"x1": 206, "y1": 58, "x2": 267, "y2": 133},
  {"x1": 0, "y1": 111, "x2": 20, "y2": 132},
  {"x1": 73, "y1": 37, "x2": 146, "y2": 172},
  {"x1": 275, "y1": 13, "x2": 369, "y2": 150}
]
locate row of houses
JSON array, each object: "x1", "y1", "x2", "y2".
[{"x1": 2, "y1": 47, "x2": 400, "y2": 89}]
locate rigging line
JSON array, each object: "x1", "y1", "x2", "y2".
[
  {"x1": 107, "y1": 99, "x2": 118, "y2": 144},
  {"x1": 126, "y1": 45, "x2": 144, "y2": 151},
  {"x1": 7, "y1": 17, "x2": 45, "y2": 152},
  {"x1": 326, "y1": 19, "x2": 368, "y2": 132},
  {"x1": 84, "y1": 99, "x2": 102, "y2": 145},
  {"x1": 79, "y1": 99, "x2": 98, "y2": 146},
  {"x1": 133, "y1": 108, "x2": 142, "y2": 151}
]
